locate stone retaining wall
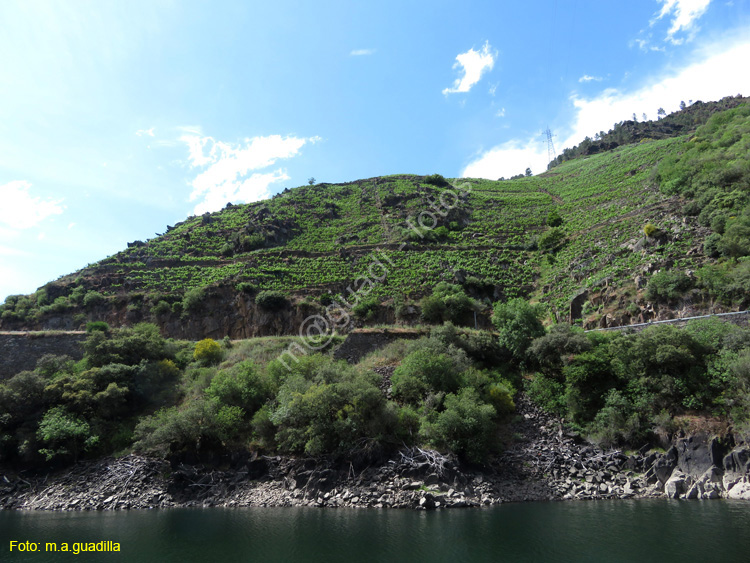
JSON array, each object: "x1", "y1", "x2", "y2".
[{"x1": 0, "y1": 332, "x2": 86, "y2": 380}]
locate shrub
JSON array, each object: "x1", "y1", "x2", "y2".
[
  {"x1": 83, "y1": 291, "x2": 105, "y2": 309},
  {"x1": 194, "y1": 338, "x2": 223, "y2": 365},
  {"x1": 392, "y1": 348, "x2": 464, "y2": 403},
  {"x1": 643, "y1": 223, "x2": 658, "y2": 237},
  {"x1": 85, "y1": 321, "x2": 109, "y2": 333},
  {"x1": 538, "y1": 228, "x2": 566, "y2": 251},
  {"x1": 220, "y1": 242, "x2": 234, "y2": 257},
  {"x1": 133, "y1": 398, "x2": 244, "y2": 456},
  {"x1": 352, "y1": 296, "x2": 379, "y2": 320},
  {"x1": 546, "y1": 210, "x2": 563, "y2": 227},
  {"x1": 645, "y1": 271, "x2": 693, "y2": 302},
  {"x1": 492, "y1": 299, "x2": 546, "y2": 363},
  {"x1": 420, "y1": 282, "x2": 477, "y2": 325},
  {"x1": 424, "y1": 173, "x2": 450, "y2": 187},
  {"x1": 420, "y1": 388, "x2": 496, "y2": 463},
  {"x1": 84, "y1": 323, "x2": 167, "y2": 367},
  {"x1": 36, "y1": 407, "x2": 99, "y2": 462},
  {"x1": 255, "y1": 290, "x2": 288, "y2": 310},
  {"x1": 151, "y1": 300, "x2": 172, "y2": 316},
  {"x1": 703, "y1": 233, "x2": 722, "y2": 257},
  {"x1": 182, "y1": 287, "x2": 207, "y2": 312},
  {"x1": 236, "y1": 282, "x2": 255, "y2": 294},
  {"x1": 241, "y1": 233, "x2": 265, "y2": 251},
  {"x1": 205, "y1": 361, "x2": 273, "y2": 415}
]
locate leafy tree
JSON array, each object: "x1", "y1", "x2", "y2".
[
  {"x1": 645, "y1": 271, "x2": 693, "y2": 302},
  {"x1": 491, "y1": 299, "x2": 545, "y2": 363},
  {"x1": 36, "y1": 407, "x2": 99, "y2": 461},
  {"x1": 308, "y1": 177, "x2": 316, "y2": 185},
  {"x1": 420, "y1": 388, "x2": 497, "y2": 463},
  {"x1": 525, "y1": 167, "x2": 532, "y2": 177},
  {"x1": 420, "y1": 282, "x2": 478, "y2": 325},
  {"x1": 391, "y1": 348, "x2": 464, "y2": 403}
]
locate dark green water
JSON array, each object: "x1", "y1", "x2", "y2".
[{"x1": 2, "y1": 500, "x2": 749, "y2": 562}]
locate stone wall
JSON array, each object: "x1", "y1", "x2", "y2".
[
  {"x1": 587, "y1": 310, "x2": 750, "y2": 334},
  {"x1": 0, "y1": 332, "x2": 86, "y2": 380}
]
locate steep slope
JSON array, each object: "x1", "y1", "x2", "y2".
[{"x1": 2, "y1": 99, "x2": 749, "y2": 338}]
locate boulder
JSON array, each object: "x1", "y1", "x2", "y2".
[
  {"x1": 726, "y1": 480, "x2": 750, "y2": 500},
  {"x1": 675, "y1": 435, "x2": 728, "y2": 478},
  {"x1": 665, "y1": 471, "x2": 692, "y2": 499}
]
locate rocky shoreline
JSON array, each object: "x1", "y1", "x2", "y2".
[{"x1": 2, "y1": 396, "x2": 748, "y2": 511}]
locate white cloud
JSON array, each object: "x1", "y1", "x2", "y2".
[
  {"x1": 496, "y1": 107, "x2": 506, "y2": 118},
  {"x1": 488, "y1": 83, "x2": 498, "y2": 96},
  {"x1": 0, "y1": 181, "x2": 64, "y2": 230},
  {"x1": 652, "y1": 0, "x2": 712, "y2": 44},
  {"x1": 136, "y1": 127, "x2": 155, "y2": 137},
  {"x1": 67, "y1": 222, "x2": 76, "y2": 229},
  {"x1": 443, "y1": 41, "x2": 495, "y2": 95},
  {"x1": 462, "y1": 139, "x2": 548, "y2": 180},
  {"x1": 579, "y1": 74, "x2": 602, "y2": 83},
  {"x1": 462, "y1": 34, "x2": 750, "y2": 180},
  {"x1": 350, "y1": 49, "x2": 375, "y2": 56},
  {"x1": 181, "y1": 134, "x2": 319, "y2": 214}
]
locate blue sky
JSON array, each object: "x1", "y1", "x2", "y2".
[{"x1": 1, "y1": 0, "x2": 750, "y2": 302}]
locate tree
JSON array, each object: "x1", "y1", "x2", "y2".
[
  {"x1": 491, "y1": 299, "x2": 545, "y2": 362},
  {"x1": 680, "y1": 101, "x2": 687, "y2": 110},
  {"x1": 524, "y1": 168, "x2": 532, "y2": 177},
  {"x1": 308, "y1": 177, "x2": 316, "y2": 185},
  {"x1": 36, "y1": 407, "x2": 99, "y2": 462},
  {"x1": 657, "y1": 108, "x2": 666, "y2": 119}
]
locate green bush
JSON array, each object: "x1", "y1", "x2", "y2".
[
  {"x1": 182, "y1": 287, "x2": 207, "y2": 313},
  {"x1": 546, "y1": 210, "x2": 563, "y2": 227},
  {"x1": 194, "y1": 338, "x2": 223, "y2": 365},
  {"x1": 538, "y1": 227, "x2": 566, "y2": 251},
  {"x1": 424, "y1": 173, "x2": 450, "y2": 187},
  {"x1": 420, "y1": 388, "x2": 496, "y2": 463},
  {"x1": 645, "y1": 271, "x2": 693, "y2": 302},
  {"x1": 36, "y1": 407, "x2": 99, "y2": 462},
  {"x1": 83, "y1": 291, "x2": 106, "y2": 309},
  {"x1": 391, "y1": 347, "x2": 465, "y2": 403},
  {"x1": 352, "y1": 296, "x2": 379, "y2": 320},
  {"x1": 255, "y1": 290, "x2": 288, "y2": 310},
  {"x1": 236, "y1": 282, "x2": 255, "y2": 294},
  {"x1": 643, "y1": 223, "x2": 658, "y2": 237},
  {"x1": 491, "y1": 299, "x2": 545, "y2": 363},
  {"x1": 133, "y1": 398, "x2": 244, "y2": 456},
  {"x1": 420, "y1": 282, "x2": 477, "y2": 325},
  {"x1": 241, "y1": 233, "x2": 265, "y2": 251},
  {"x1": 84, "y1": 323, "x2": 167, "y2": 367},
  {"x1": 205, "y1": 361, "x2": 272, "y2": 415},
  {"x1": 151, "y1": 300, "x2": 172, "y2": 316},
  {"x1": 86, "y1": 321, "x2": 109, "y2": 333}
]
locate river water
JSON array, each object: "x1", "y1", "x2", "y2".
[{"x1": 2, "y1": 500, "x2": 749, "y2": 562}]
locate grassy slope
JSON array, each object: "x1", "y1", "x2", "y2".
[{"x1": 0, "y1": 125, "x2": 721, "y2": 330}]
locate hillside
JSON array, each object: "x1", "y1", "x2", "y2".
[{"x1": 1, "y1": 96, "x2": 749, "y2": 339}]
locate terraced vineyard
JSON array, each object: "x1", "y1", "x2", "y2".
[{"x1": 3, "y1": 99, "x2": 748, "y2": 338}]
